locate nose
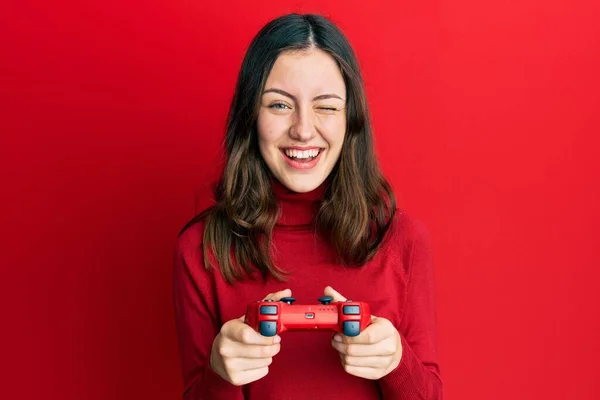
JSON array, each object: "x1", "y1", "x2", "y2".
[{"x1": 289, "y1": 106, "x2": 316, "y2": 141}]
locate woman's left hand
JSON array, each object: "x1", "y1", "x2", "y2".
[{"x1": 325, "y1": 286, "x2": 403, "y2": 380}]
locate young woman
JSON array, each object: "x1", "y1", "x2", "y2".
[{"x1": 173, "y1": 13, "x2": 442, "y2": 399}]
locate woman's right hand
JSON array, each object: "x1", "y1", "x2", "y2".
[{"x1": 209, "y1": 289, "x2": 291, "y2": 386}]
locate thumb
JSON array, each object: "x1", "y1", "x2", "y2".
[
  {"x1": 239, "y1": 288, "x2": 293, "y2": 323},
  {"x1": 263, "y1": 288, "x2": 292, "y2": 301},
  {"x1": 324, "y1": 286, "x2": 347, "y2": 302}
]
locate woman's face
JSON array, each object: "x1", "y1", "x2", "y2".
[{"x1": 257, "y1": 48, "x2": 347, "y2": 193}]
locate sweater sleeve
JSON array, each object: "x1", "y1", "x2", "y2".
[
  {"x1": 172, "y1": 228, "x2": 243, "y2": 400},
  {"x1": 378, "y1": 217, "x2": 443, "y2": 399}
]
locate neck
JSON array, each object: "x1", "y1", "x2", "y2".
[{"x1": 270, "y1": 177, "x2": 327, "y2": 228}]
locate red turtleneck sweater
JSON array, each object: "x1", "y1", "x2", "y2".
[{"x1": 173, "y1": 178, "x2": 443, "y2": 399}]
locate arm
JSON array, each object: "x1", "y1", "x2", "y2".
[
  {"x1": 172, "y1": 232, "x2": 243, "y2": 400},
  {"x1": 378, "y1": 218, "x2": 443, "y2": 399}
]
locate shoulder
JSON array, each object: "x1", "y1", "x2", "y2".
[
  {"x1": 177, "y1": 213, "x2": 207, "y2": 250},
  {"x1": 176, "y1": 178, "x2": 220, "y2": 253},
  {"x1": 388, "y1": 208, "x2": 432, "y2": 250},
  {"x1": 382, "y1": 209, "x2": 435, "y2": 279},
  {"x1": 174, "y1": 209, "x2": 213, "y2": 272}
]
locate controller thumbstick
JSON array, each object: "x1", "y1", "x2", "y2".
[
  {"x1": 280, "y1": 296, "x2": 296, "y2": 305},
  {"x1": 318, "y1": 296, "x2": 334, "y2": 305}
]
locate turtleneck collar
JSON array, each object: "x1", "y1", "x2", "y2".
[{"x1": 270, "y1": 176, "x2": 327, "y2": 228}]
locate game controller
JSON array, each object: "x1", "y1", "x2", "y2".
[{"x1": 244, "y1": 296, "x2": 371, "y2": 337}]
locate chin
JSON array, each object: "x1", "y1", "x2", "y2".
[{"x1": 280, "y1": 174, "x2": 325, "y2": 193}]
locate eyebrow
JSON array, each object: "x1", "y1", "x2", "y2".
[{"x1": 262, "y1": 88, "x2": 345, "y2": 102}]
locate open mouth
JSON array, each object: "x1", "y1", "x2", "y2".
[
  {"x1": 280, "y1": 147, "x2": 325, "y2": 170},
  {"x1": 281, "y1": 148, "x2": 323, "y2": 162}
]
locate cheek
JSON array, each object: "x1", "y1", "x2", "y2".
[
  {"x1": 257, "y1": 112, "x2": 286, "y2": 146},
  {"x1": 321, "y1": 117, "x2": 346, "y2": 150}
]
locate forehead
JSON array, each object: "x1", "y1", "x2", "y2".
[{"x1": 264, "y1": 48, "x2": 346, "y2": 96}]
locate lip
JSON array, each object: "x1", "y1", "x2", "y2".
[
  {"x1": 280, "y1": 148, "x2": 324, "y2": 170},
  {"x1": 280, "y1": 146, "x2": 323, "y2": 151}
]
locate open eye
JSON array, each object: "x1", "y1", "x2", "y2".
[{"x1": 269, "y1": 102, "x2": 291, "y2": 110}]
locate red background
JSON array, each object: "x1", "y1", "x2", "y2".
[{"x1": 2, "y1": 1, "x2": 599, "y2": 399}]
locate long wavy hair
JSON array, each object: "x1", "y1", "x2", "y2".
[{"x1": 180, "y1": 13, "x2": 396, "y2": 284}]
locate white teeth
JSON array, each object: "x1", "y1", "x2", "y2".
[{"x1": 284, "y1": 148, "x2": 320, "y2": 159}]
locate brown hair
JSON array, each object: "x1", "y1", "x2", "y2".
[{"x1": 180, "y1": 13, "x2": 396, "y2": 284}]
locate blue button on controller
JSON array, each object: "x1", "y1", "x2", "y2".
[
  {"x1": 343, "y1": 321, "x2": 360, "y2": 337},
  {"x1": 343, "y1": 305, "x2": 360, "y2": 315},
  {"x1": 260, "y1": 305, "x2": 278, "y2": 315},
  {"x1": 259, "y1": 321, "x2": 277, "y2": 337}
]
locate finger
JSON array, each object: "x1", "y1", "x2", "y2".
[
  {"x1": 219, "y1": 339, "x2": 281, "y2": 359},
  {"x1": 339, "y1": 364, "x2": 382, "y2": 380},
  {"x1": 324, "y1": 286, "x2": 347, "y2": 302},
  {"x1": 262, "y1": 288, "x2": 292, "y2": 301},
  {"x1": 332, "y1": 336, "x2": 397, "y2": 357},
  {"x1": 223, "y1": 355, "x2": 274, "y2": 372},
  {"x1": 223, "y1": 319, "x2": 281, "y2": 346},
  {"x1": 228, "y1": 366, "x2": 269, "y2": 386},
  {"x1": 339, "y1": 354, "x2": 394, "y2": 369},
  {"x1": 336, "y1": 318, "x2": 394, "y2": 345}
]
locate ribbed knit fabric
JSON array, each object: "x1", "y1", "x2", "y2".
[{"x1": 173, "y1": 178, "x2": 443, "y2": 399}]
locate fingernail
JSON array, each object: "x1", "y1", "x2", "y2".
[
  {"x1": 333, "y1": 334, "x2": 342, "y2": 342},
  {"x1": 274, "y1": 336, "x2": 281, "y2": 344}
]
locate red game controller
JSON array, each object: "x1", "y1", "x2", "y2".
[{"x1": 245, "y1": 296, "x2": 372, "y2": 337}]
